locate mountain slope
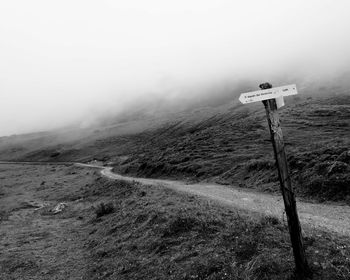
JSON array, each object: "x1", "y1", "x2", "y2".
[{"x1": 0, "y1": 93, "x2": 349, "y2": 203}]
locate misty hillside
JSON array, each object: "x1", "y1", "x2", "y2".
[
  {"x1": 0, "y1": 92, "x2": 349, "y2": 203},
  {"x1": 110, "y1": 93, "x2": 350, "y2": 203}
]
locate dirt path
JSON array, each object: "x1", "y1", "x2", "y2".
[
  {"x1": 77, "y1": 164, "x2": 350, "y2": 236},
  {"x1": 2, "y1": 161, "x2": 349, "y2": 237}
]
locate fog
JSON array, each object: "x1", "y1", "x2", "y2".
[{"x1": 1, "y1": 0, "x2": 350, "y2": 136}]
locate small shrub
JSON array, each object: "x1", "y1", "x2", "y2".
[
  {"x1": 245, "y1": 160, "x2": 274, "y2": 172},
  {"x1": 162, "y1": 216, "x2": 198, "y2": 237},
  {"x1": 162, "y1": 215, "x2": 223, "y2": 237},
  {"x1": 261, "y1": 215, "x2": 281, "y2": 226},
  {"x1": 50, "y1": 152, "x2": 60, "y2": 158},
  {"x1": 94, "y1": 202, "x2": 115, "y2": 218},
  {"x1": 0, "y1": 210, "x2": 9, "y2": 221}
]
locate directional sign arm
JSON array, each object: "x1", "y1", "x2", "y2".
[{"x1": 239, "y1": 84, "x2": 297, "y2": 104}]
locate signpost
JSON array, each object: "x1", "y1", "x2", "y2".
[
  {"x1": 239, "y1": 83, "x2": 311, "y2": 279},
  {"x1": 238, "y1": 84, "x2": 297, "y2": 104}
]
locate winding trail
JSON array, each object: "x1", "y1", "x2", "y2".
[
  {"x1": 76, "y1": 163, "x2": 350, "y2": 236},
  {"x1": 2, "y1": 161, "x2": 349, "y2": 236}
]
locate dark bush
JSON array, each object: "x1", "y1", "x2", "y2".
[
  {"x1": 245, "y1": 160, "x2": 274, "y2": 172},
  {"x1": 261, "y1": 215, "x2": 281, "y2": 226},
  {"x1": 162, "y1": 216, "x2": 198, "y2": 237},
  {"x1": 162, "y1": 215, "x2": 223, "y2": 237},
  {"x1": 50, "y1": 152, "x2": 60, "y2": 158},
  {"x1": 94, "y1": 202, "x2": 115, "y2": 218}
]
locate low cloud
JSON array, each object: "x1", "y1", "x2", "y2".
[{"x1": 1, "y1": 0, "x2": 350, "y2": 136}]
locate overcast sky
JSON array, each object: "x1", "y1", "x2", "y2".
[{"x1": 1, "y1": 0, "x2": 350, "y2": 136}]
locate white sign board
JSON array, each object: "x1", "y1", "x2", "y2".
[
  {"x1": 275, "y1": 96, "x2": 285, "y2": 109},
  {"x1": 239, "y1": 84, "x2": 297, "y2": 104}
]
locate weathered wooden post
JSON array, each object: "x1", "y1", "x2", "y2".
[{"x1": 239, "y1": 83, "x2": 311, "y2": 278}]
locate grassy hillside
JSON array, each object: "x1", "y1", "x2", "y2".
[
  {"x1": 111, "y1": 94, "x2": 350, "y2": 203},
  {"x1": 1, "y1": 163, "x2": 349, "y2": 279},
  {"x1": 0, "y1": 94, "x2": 349, "y2": 203}
]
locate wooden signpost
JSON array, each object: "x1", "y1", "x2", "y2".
[{"x1": 239, "y1": 83, "x2": 311, "y2": 278}]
